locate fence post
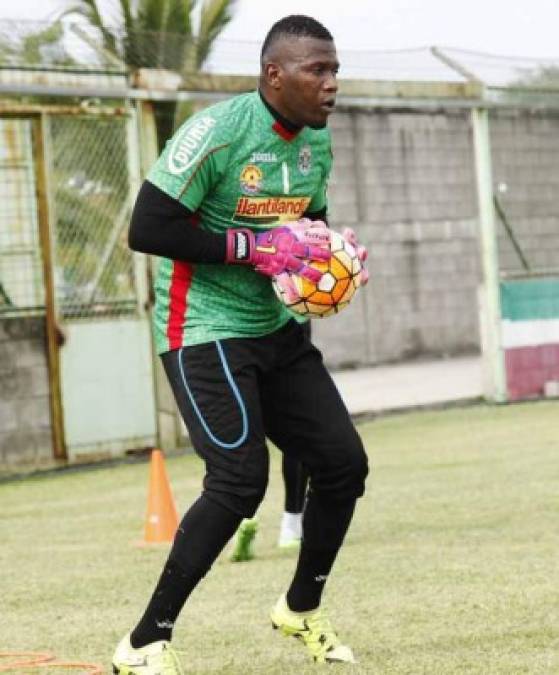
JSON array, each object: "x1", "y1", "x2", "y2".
[
  {"x1": 135, "y1": 100, "x2": 184, "y2": 451},
  {"x1": 126, "y1": 106, "x2": 150, "y2": 317},
  {"x1": 33, "y1": 114, "x2": 67, "y2": 459},
  {"x1": 471, "y1": 107, "x2": 507, "y2": 402}
]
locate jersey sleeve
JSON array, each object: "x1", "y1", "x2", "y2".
[{"x1": 147, "y1": 112, "x2": 229, "y2": 212}]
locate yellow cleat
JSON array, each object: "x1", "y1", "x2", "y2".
[
  {"x1": 270, "y1": 595, "x2": 356, "y2": 664},
  {"x1": 112, "y1": 633, "x2": 184, "y2": 674}
]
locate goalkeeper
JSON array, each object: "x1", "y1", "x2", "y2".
[{"x1": 113, "y1": 14, "x2": 369, "y2": 675}]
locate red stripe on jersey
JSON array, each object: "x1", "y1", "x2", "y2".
[
  {"x1": 272, "y1": 120, "x2": 299, "y2": 142},
  {"x1": 167, "y1": 260, "x2": 193, "y2": 350}
]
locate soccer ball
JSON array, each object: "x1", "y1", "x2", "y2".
[{"x1": 272, "y1": 230, "x2": 363, "y2": 318}]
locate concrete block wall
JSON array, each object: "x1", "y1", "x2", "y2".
[
  {"x1": 314, "y1": 109, "x2": 481, "y2": 368},
  {"x1": 0, "y1": 317, "x2": 52, "y2": 467}
]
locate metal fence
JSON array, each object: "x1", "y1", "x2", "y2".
[
  {"x1": 0, "y1": 118, "x2": 44, "y2": 314},
  {"x1": 0, "y1": 112, "x2": 137, "y2": 320},
  {"x1": 49, "y1": 114, "x2": 137, "y2": 318},
  {"x1": 2, "y1": 25, "x2": 559, "y2": 465}
]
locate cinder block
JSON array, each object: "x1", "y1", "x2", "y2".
[
  {"x1": 0, "y1": 430, "x2": 39, "y2": 465},
  {"x1": 29, "y1": 364, "x2": 50, "y2": 397},
  {"x1": 0, "y1": 400, "x2": 18, "y2": 431},
  {"x1": 34, "y1": 428, "x2": 54, "y2": 462},
  {"x1": 0, "y1": 369, "x2": 32, "y2": 399},
  {"x1": 16, "y1": 396, "x2": 51, "y2": 430},
  {"x1": 0, "y1": 342, "x2": 17, "y2": 374},
  {"x1": 4, "y1": 317, "x2": 45, "y2": 341}
]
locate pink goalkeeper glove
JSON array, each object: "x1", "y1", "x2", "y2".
[
  {"x1": 342, "y1": 227, "x2": 369, "y2": 285},
  {"x1": 274, "y1": 226, "x2": 370, "y2": 304},
  {"x1": 226, "y1": 218, "x2": 331, "y2": 282}
]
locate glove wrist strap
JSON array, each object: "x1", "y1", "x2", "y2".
[{"x1": 226, "y1": 228, "x2": 254, "y2": 264}]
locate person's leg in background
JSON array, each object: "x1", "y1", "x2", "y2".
[
  {"x1": 277, "y1": 322, "x2": 311, "y2": 549},
  {"x1": 278, "y1": 453, "x2": 308, "y2": 548}
]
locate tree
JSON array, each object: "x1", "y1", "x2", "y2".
[
  {"x1": 511, "y1": 65, "x2": 559, "y2": 90},
  {"x1": 0, "y1": 20, "x2": 75, "y2": 70},
  {"x1": 61, "y1": 0, "x2": 237, "y2": 148}
]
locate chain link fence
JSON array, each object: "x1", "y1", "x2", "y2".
[
  {"x1": 0, "y1": 112, "x2": 138, "y2": 320},
  {"x1": 0, "y1": 118, "x2": 44, "y2": 314},
  {"x1": 49, "y1": 113, "x2": 137, "y2": 318}
]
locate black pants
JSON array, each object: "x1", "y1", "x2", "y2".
[{"x1": 162, "y1": 319, "x2": 368, "y2": 518}]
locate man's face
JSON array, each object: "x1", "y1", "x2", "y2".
[{"x1": 265, "y1": 36, "x2": 339, "y2": 128}]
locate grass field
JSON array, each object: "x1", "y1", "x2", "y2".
[{"x1": 1, "y1": 401, "x2": 558, "y2": 674}]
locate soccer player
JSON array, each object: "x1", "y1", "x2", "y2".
[{"x1": 112, "y1": 15, "x2": 369, "y2": 674}]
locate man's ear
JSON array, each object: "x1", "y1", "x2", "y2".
[{"x1": 264, "y1": 62, "x2": 282, "y2": 90}]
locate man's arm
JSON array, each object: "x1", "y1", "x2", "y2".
[
  {"x1": 129, "y1": 180, "x2": 226, "y2": 262},
  {"x1": 129, "y1": 180, "x2": 331, "y2": 281}
]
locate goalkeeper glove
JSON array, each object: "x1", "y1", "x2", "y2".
[
  {"x1": 226, "y1": 219, "x2": 331, "y2": 282},
  {"x1": 274, "y1": 226, "x2": 370, "y2": 305},
  {"x1": 342, "y1": 227, "x2": 369, "y2": 285}
]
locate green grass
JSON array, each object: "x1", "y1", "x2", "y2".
[{"x1": 1, "y1": 401, "x2": 558, "y2": 674}]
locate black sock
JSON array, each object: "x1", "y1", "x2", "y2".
[
  {"x1": 286, "y1": 546, "x2": 338, "y2": 612},
  {"x1": 131, "y1": 494, "x2": 242, "y2": 647},
  {"x1": 286, "y1": 493, "x2": 356, "y2": 612},
  {"x1": 130, "y1": 558, "x2": 205, "y2": 647}
]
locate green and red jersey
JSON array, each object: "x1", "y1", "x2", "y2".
[{"x1": 147, "y1": 91, "x2": 333, "y2": 353}]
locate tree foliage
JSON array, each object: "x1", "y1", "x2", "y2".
[
  {"x1": 509, "y1": 65, "x2": 559, "y2": 91},
  {"x1": 0, "y1": 20, "x2": 74, "y2": 68},
  {"x1": 61, "y1": 0, "x2": 237, "y2": 148}
]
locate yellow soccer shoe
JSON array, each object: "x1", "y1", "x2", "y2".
[
  {"x1": 112, "y1": 633, "x2": 184, "y2": 674},
  {"x1": 270, "y1": 594, "x2": 356, "y2": 664}
]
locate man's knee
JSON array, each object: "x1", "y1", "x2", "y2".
[
  {"x1": 204, "y1": 474, "x2": 268, "y2": 518},
  {"x1": 350, "y1": 447, "x2": 369, "y2": 497},
  {"x1": 312, "y1": 439, "x2": 369, "y2": 501}
]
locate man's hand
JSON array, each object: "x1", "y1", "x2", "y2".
[
  {"x1": 273, "y1": 226, "x2": 370, "y2": 306},
  {"x1": 226, "y1": 219, "x2": 331, "y2": 281},
  {"x1": 342, "y1": 227, "x2": 369, "y2": 285}
]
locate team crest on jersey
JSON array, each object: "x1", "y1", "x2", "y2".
[
  {"x1": 298, "y1": 145, "x2": 312, "y2": 175},
  {"x1": 240, "y1": 164, "x2": 263, "y2": 194}
]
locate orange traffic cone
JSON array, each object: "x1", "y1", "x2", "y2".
[{"x1": 142, "y1": 449, "x2": 179, "y2": 544}]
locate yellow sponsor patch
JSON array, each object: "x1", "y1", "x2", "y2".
[{"x1": 235, "y1": 196, "x2": 311, "y2": 222}]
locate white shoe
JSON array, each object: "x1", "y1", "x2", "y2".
[
  {"x1": 112, "y1": 633, "x2": 184, "y2": 674},
  {"x1": 278, "y1": 511, "x2": 302, "y2": 549}
]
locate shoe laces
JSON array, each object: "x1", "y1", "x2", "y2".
[
  {"x1": 303, "y1": 609, "x2": 342, "y2": 652},
  {"x1": 158, "y1": 644, "x2": 185, "y2": 675}
]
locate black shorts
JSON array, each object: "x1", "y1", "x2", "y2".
[{"x1": 161, "y1": 320, "x2": 368, "y2": 516}]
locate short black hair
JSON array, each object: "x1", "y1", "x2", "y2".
[{"x1": 260, "y1": 15, "x2": 333, "y2": 64}]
